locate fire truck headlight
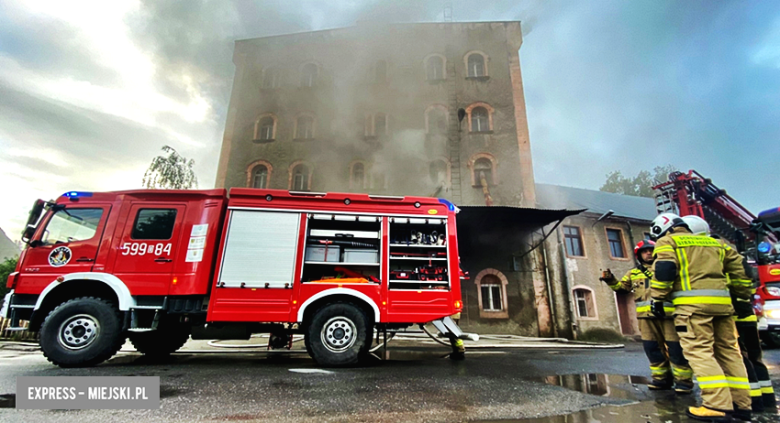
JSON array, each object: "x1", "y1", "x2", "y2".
[{"x1": 766, "y1": 309, "x2": 780, "y2": 319}]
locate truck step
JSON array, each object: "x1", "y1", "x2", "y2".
[{"x1": 127, "y1": 328, "x2": 156, "y2": 333}]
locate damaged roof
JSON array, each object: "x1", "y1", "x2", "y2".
[{"x1": 535, "y1": 183, "x2": 657, "y2": 222}]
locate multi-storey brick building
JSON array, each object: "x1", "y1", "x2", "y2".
[{"x1": 216, "y1": 21, "x2": 535, "y2": 208}]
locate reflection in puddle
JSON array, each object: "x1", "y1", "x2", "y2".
[{"x1": 482, "y1": 374, "x2": 780, "y2": 423}]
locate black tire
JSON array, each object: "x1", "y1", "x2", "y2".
[
  {"x1": 128, "y1": 321, "x2": 190, "y2": 357},
  {"x1": 760, "y1": 331, "x2": 780, "y2": 349},
  {"x1": 305, "y1": 303, "x2": 370, "y2": 367},
  {"x1": 39, "y1": 297, "x2": 125, "y2": 368}
]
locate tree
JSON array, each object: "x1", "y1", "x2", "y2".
[
  {"x1": 0, "y1": 257, "x2": 18, "y2": 301},
  {"x1": 600, "y1": 165, "x2": 678, "y2": 198},
  {"x1": 142, "y1": 145, "x2": 198, "y2": 189}
]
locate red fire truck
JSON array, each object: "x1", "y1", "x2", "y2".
[
  {"x1": 654, "y1": 170, "x2": 780, "y2": 347},
  {"x1": 2, "y1": 189, "x2": 466, "y2": 367}
]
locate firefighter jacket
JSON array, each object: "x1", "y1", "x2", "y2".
[
  {"x1": 603, "y1": 267, "x2": 674, "y2": 319},
  {"x1": 649, "y1": 227, "x2": 752, "y2": 316}
]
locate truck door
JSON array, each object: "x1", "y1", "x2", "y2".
[
  {"x1": 112, "y1": 204, "x2": 186, "y2": 296},
  {"x1": 16, "y1": 205, "x2": 111, "y2": 294}
]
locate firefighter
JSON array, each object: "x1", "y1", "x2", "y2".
[
  {"x1": 682, "y1": 215, "x2": 776, "y2": 413},
  {"x1": 600, "y1": 239, "x2": 693, "y2": 393},
  {"x1": 649, "y1": 212, "x2": 753, "y2": 422}
]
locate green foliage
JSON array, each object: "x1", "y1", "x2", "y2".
[
  {"x1": 0, "y1": 257, "x2": 18, "y2": 300},
  {"x1": 142, "y1": 145, "x2": 198, "y2": 190},
  {"x1": 578, "y1": 327, "x2": 626, "y2": 343},
  {"x1": 600, "y1": 165, "x2": 678, "y2": 197}
]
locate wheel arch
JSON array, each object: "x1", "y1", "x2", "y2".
[
  {"x1": 297, "y1": 288, "x2": 379, "y2": 326},
  {"x1": 30, "y1": 273, "x2": 135, "y2": 331}
]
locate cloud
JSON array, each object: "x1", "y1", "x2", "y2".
[{"x1": 1, "y1": 0, "x2": 779, "y2": 240}]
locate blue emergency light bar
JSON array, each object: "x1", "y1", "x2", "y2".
[
  {"x1": 438, "y1": 198, "x2": 456, "y2": 212},
  {"x1": 61, "y1": 191, "x2": 93, "y2": 198}
]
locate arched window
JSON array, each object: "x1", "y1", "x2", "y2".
[
  {"x1": 474, "y1": 158, "x2": 493, "y2": 186},
  {"x1": 374, "y1": 113, "x2": 387, "y2": 136},
  {"x1": 300, "y1": 63, "x2": 318, "y2": 87},
  {"x1": 255, "y1": 116, "x2": 275, "y2": 141},
  {"x1": 290, "y1": 164, "x2": 311, "y2": 191},
  {"x1": 475, "y1": 269, "x2": 509, "y2": 318},
  {"x1": 251, "y1": 165, "x2": 268, "y2": 189},
  {"x1": 467, "y1": 53, "x2": 486, "y2": 77},
  {"x1": 426, "y1": 107, "x2": 447, "y2": 135},
  {"x1": 295, "y1": 115, "x2": 314, "y2": 139},
  {"x1": 573, "y1": 287, "x2": 596, "y2": 318},
  {"x1": 375, "y1": 60, "x2": 387, "y2": 83},
  {"x1": 351, "y1": 162, "x2": 365, "y2": 189},
  {"x1": 262, "y1": 68, "x2": 280, "y2": 89},
  {"x1": 429, "y1": 160, "x2": 448, "y2": 185},
  {"x1": 426, "y1": 56, "x2": 444, "y2": 81},
  {"x1": 471, "y1": 107, "x2": 489, "y2": 132}
]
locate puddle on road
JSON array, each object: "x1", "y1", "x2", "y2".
[{"x1": 481, "y1": 374, "x2": 780, "y2": 423}]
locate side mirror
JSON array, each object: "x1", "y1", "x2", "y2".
[{"x1": 21, "y1": 225, "x2": 36, "y2": 244}]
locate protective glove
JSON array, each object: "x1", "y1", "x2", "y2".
[
  {"x1": 598, "y1": 269, "x2": 614, "y2": 283},
  {"x1": 650, "y1": 299, "x2": 666, "y2": 319},
  {"x1": 733, "y1": 298, "x2": 754, "y2": 320}
]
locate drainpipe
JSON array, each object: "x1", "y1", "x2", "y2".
[
  {"x1": 556, "y1": 226, "x2": 578, "y2": 339},
  {"x1": 626, "y1": 220, "x2": 636, "y2": 263},
  {"x1": 540, "y1": 237, "x2": 559, "y2": 338}
]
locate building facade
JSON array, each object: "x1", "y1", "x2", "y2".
[{"x1": 216, "y1": 21, "x2": 658, "y2": 339}]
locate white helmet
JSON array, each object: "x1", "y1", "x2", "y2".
[
  {"x1": 650, "y1": 212, "x2": 688, "y2": 239},
  {"x1": 681, "y1": 215, "x2": 710, "y2": 236}
]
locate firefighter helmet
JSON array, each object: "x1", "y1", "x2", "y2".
[
  {"x1": 650, "y1": 212, "x2": 688, "y2": 239},
  {"x1": 681, "y1": 215, "x2": 710, "y2": 236},
  {"x1": 634, "y1": 239, "x2": 655, "y2": 260}
]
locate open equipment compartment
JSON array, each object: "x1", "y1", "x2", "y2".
[
  {"x1": 301, "y1": 213, "x2": 382, "y2": 284},
  {"x1": 388, "y1": 216, "x2": 450, "y2": 290}
]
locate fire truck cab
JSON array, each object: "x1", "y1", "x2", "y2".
[{"x1": 3, "y1": 188, "x2": 466, "y2": 367}]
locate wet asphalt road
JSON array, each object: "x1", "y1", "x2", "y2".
[{"x1": 0, "y1": 342, "x2": 778, "y2": 423}]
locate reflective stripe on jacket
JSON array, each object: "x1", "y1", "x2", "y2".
[{"x1": 649, "y1": 227, "x2": 751, "y2": 316}]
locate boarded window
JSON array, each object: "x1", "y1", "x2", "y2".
[
  {"x1": 607, "y1": 229, "x2": 626, "y2": 258},
  {"x1": 564, "y1": 226, "x2": 584, "y2": 257},
  {"x1": 132, "y1": 209, "x2": 177, "y2": 240}
]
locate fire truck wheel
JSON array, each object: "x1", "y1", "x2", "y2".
[
  {"x1": 760, "y1": 331, "x2": 780, "y2": 349},
  {"x1": 128, "y1": 323, "x2": 190, "y2": 357},
  {"x1": 39, "y1": 297, "x2": 125, "y2": 368},
  {"x1": 306, "y1": 303, "x2": 370, "y2": 367}
]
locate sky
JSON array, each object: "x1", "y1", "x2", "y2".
[{"x1": 1, "y1": 0, "x2": 779, "y2": 240}]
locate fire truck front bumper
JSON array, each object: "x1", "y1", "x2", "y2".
[{"x1": 761, "y1": 300, "x2": 780, "y2": 332}]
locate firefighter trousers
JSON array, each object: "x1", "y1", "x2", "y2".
[
  {"x1": 736, "y1": 321, "x2": 776, "y2": 410},
  {"x1": 639, "y1": 318, "x2": 692, "y2": 385},
  {"x1": 675, "y1": 314, "x2": 751, "y2": 411}
]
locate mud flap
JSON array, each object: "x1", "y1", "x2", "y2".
[{"x1": 431, "y1": 316, "x2": 479, "y2": 342}]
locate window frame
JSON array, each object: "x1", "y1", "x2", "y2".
[
  {"x1": 424, "y1": 54, "x2": 446, "y2": 81},
  {"x1": 300, "y1": 63, "x2": 318, "y2": 88},
  {"x1": 254, "y1": 114, "x2": 277, "y2": 141},
  {"x1": 349, "y1": 161, "x2": 367, "y2": 190},
  {"x1": 464, "y1": 51, "x2": 489, "y2": 78},
  {"x1": 429, "y1": 159, "x2": 450, "y2": 186},
  {"x1": 572, "y1": 286, "x2": 598, "y2": 320},
  {"x1": 262, "y1": 67, "x2": 280, "y2": 89},
  {"x1": 40, "y1": 208, "x2": 104, "y2": 245},
  {"x1": 245, "y1": 160, "x2": 273, "y2": 188},
  {"x1": 605, "y1": 227, "x2": 628, "y2": 260},
  {"x1": 475, "y1": 269, "x2": 509, "y2": 319},
  {"x1": 252, "y1": 165, "x2": 269, "y2": 189},
  {"x1": 294, "y1": 114, "x2": 315, "y2": 140},
  {"x1": 288, "y1": 162, "x2": 313, "y2": 191},
  {"x1": 471, "y1": 107, "x2": 489, "y2": 132},
  {"x1": 563, "y1": 225, "x2": 586, "y2": 258}
]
